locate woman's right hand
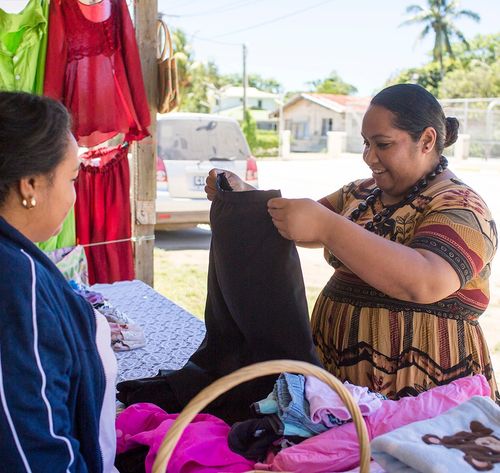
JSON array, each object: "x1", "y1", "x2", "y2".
[{"x1": 205, "y1": 168, "x2": 256, "y2": 201}]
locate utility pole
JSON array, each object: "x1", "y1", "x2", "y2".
[{"x1": 242, "y1": 43, "x2": 248, "y2": 122}]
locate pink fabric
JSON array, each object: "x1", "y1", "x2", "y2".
[
  {"x1": 305, "y1": 377, "x2": 384, "y2": 423},
  {"x1": 255, "y1": 375, "x2": 490, "y2": 472},
  {"x1": 340, "y1": 461, "x2": 386, "y2": 473},
  {"x1": 116, "y1": 403, "x2": 254, "y2": 473}
]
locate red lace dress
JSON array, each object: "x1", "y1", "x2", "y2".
[{"x1": 44, "y1": 0, "x2": 150, "y2": 147}]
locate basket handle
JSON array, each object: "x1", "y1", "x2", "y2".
[{"x1": 152, "y1": 359, "x2": 371, "y2": 473}]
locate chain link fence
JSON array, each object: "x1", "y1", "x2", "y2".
[
  {"x1": 345, "y1": 97, "x2": 500, "y2": 159},
  {"x1": 441, "y1": 98, "x2": 500, "y2": 160}
]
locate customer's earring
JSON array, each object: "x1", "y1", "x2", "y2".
[{"x1": 22, "y1": 197, "x2": 37, "y2": 209}]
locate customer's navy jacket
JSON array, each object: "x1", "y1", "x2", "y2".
[{"x1": 0, "y1": 217, "x2": 105, "y2": 472}]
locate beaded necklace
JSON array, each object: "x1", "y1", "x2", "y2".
[{"x1": 327, "y1": 155, "x2": 448, "y2": 268}]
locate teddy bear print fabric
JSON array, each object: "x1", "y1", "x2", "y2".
[{"x1": 371, "y1": 395, "x2": 500, "y2": 472}]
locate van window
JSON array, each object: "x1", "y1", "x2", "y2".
[{"x1": 157, "y1": 118, "x2": 251, "y2": 161}]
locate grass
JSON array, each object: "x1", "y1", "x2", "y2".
[
  {"x1": 154, "y1": 248, "x2": 208, "y2": 319},
  {"x1": 154, "y1": 247, "x2": 323, "y2": 320}
]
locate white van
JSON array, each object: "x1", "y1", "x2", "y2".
[{"x1": 155, "y1": 112, "x2": 258, "y2": 230}]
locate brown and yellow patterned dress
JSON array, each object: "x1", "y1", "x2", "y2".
[{"x1": 313, "y1": 175, "x2": 499, "y2": 402}]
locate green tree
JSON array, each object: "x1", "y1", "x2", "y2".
[
  {"x1": 169, "y1": 28, "x2": 224, "y2": 112},
  {"x1": 170, "y1": 28, "x2": 193, "y2": 109},
  {"x1": 308, "y1": 70, "x2": 358, "y2": 95},
  {"x1": 180, "y1": 61, "x2": 211, "y2": 113},
  {"x1": 241, "y1": 109, "x2": 257, "y2": 151},
  {"x1": 169, "y1": 28, "x2": 282, "y2": 111},
  {"x1": 400, "y1": 0, "x2": 480, "y2": 78},
  {"x1": 451, "y1": 32, "x2": 500, "y2": 68},
  {"x1": 219, "y1": 73, "x2": 282, "y2": 94},
  {"x1": 385, "y1": 33, "x2": 500, "y2": 98},
  {"x1": 440, "y1": 61, "x2": 500, "y2": 98},
  {"x1": 385, "y1": 60, "x2": 451, "y2": 96}
]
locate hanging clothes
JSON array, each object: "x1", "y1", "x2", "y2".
[
  {"x1": 0, "y1": 0, "x2": 49, "y2": 94},
  {"x1": 44, "y1": 0, "x2": 150, "y2": 147},
  {"x1": 37, "y1": 207, "x2": 76, "y2": 251},
  {"x1": 75, "y1": 144, "x2": 134, "y2": 284}
]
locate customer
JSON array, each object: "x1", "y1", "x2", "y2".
[
  {"x1": 0, "y1": 92, "x2": 118, "y2": 472},
  {"x1": 206, "y1": 84, "x2": 499, "y2": 402}
]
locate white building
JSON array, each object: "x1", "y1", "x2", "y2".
[
  {"x1": 279, "y1": 93, "x2": 371, "y2": 152},
  {"x1": 211, "y1": 86, "x2": 279, "y2": 130}
]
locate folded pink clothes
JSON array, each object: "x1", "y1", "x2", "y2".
[
  {"x1": 116, "y1": 403, "x2": 254, "y2": 473},
  {"x1": 305, "y1": 377, "x2": 384, "y2": 423},
  {"x1": 255, "y1": 374, "x2": 490, "y2": 473}
]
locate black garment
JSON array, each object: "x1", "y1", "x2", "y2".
[
  {"x1": 115, "y1": 445, "x2": 148, "y2": 473},
  {"x1": 228, "y1": 414, "x2": 284, "y2": 462},
  {"x1": 117, "y1": 176, "x2": 321, "y2": 423}
]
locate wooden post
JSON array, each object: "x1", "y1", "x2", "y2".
[{"x1": 133, "y1": 0, "x2": 157, "y2": 286}]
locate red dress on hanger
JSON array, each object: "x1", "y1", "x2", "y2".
[
  {"x1": 44, "y1": 0, "x2": 150, "y2": 147},
  {"x1": 75, "y1": 144, "x2": 134, "y2": 284}
]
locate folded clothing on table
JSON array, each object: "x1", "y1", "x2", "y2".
[{"x1": 371, "y1": 395, "x2": 500, "y2": 473}]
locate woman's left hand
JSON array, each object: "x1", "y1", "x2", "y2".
[{"x1": 267, "y1": 197, "x2": 330, "y2": 243}]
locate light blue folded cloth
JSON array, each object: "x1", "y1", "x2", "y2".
[
  {"x1": 253, "y1": 373, "x2": 330, "y2": 437},
  {"x1": 371, "y1": 396, "x2": 500, "y2": 472}
]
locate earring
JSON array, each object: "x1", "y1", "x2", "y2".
[{"x1": 21, "y1": 197, "x2": 36, "y2": 209}]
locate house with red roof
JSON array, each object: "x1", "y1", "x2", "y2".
[{"x1": 277, "y1": 93, "x2": 371, "y2": 152}]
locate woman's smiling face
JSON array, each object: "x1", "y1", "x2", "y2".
[{"x1": 361, "y1": 104, "x2": 434, "y2": 204}]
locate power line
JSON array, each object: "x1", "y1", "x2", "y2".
[
  {"x1": 160, "y1": 0, "x2": 203, "y2": 10},
  {"x1": 191, "y1": 35, "x2": 242, "y2": 47},
  {"x1": 211, "y1": 0, "x2": 336, "y2": 38},
  {"x1": 166, "y1": 0, "x2": 266, "y2": 18}
]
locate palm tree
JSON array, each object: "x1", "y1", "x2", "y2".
[{"x1": 401, "y1": 0, "x2": 480, "y2": 78}]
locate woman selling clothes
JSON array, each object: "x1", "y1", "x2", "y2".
[
  {"x1": 206, "y1": 84, "x2": 498, "y2": 402},
  {"x1": 0, "y1": 92, "x2": 118, "y2": 472}
]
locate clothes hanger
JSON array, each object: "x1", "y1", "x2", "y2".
[
  {"x1": 78, "y1": 0, "x2": 104, "y2": 5},
  {"x1": 77, "y1": 0, "x2": 111, "y2": 22}
]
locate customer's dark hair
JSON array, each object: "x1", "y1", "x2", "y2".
[
  {"x1": 370, "y1": 84, "x2": 459, "y2": 155},
  {"x1": 0, "y1": 91, "x2": 72, "y2": 206}
]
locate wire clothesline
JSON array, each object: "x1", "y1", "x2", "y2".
[{"x1": 79, "y1": 234, "x2": 155, "y2": 248}]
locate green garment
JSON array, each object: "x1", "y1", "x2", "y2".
[
  {"x1": 37, "y1": 207, "x2": 77, "y2": 252},
  {"x1": 0, "y1": 0, "x2": 49, "y2": 94}
]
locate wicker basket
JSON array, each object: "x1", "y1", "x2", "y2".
[{"x1": 151, "y1": 360, "x2": 371, "y2": 473}]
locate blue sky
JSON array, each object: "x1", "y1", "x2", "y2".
[{"x1": 158, "y1": 0, "x2": 499, "y2": 96}]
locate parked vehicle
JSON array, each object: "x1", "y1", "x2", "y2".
[{"x1": 155, "y1": 113, "x2": 258, "y2": 230}]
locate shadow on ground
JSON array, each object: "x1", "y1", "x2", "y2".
[{"x1": 155, "y1": 227, "x2": 212, "y2": 251}]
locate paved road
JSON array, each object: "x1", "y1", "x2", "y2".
[
  {"x1": 155, "y1": 226, "x2": 211, "y2": 251},
  {"x1": 156, "y1": 155, "x2": 500, "y2": 251}
]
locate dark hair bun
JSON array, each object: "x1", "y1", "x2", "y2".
[{"x1": 444, "y1": 117, "x2": 459, "y2": 148}]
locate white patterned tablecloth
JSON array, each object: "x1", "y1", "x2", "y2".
[{"x1": 92, "y1": 280, "x2": 206, "y2": 383}]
